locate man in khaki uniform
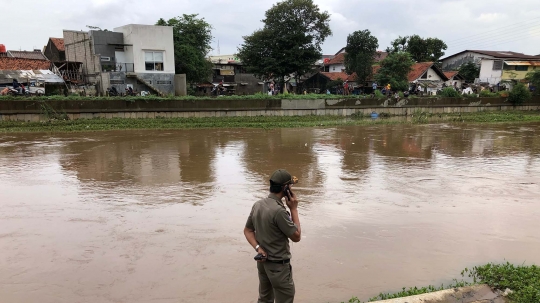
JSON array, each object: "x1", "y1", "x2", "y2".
[{"x1": 244, "y1": 169, "x2": 302, "y2": 303}]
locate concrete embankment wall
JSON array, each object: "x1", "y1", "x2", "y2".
[{"x1": 1, "y1": 97, "x2": 539, "y2": 121}]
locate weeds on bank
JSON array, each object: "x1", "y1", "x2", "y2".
[
  {"x1": 0, "y1": 115, "x2": 400, "y2": 133},
  {"x1": 2, "y1": 111, "x2": 540, "y2": 133},
  {"x1": 464, "y1": 262, "x2": 540, "y2": 303},
  {"x1": 339, "y1": 262, "x2": 540, "y2": 303}
]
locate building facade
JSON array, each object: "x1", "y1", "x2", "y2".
[{"x1": 63, "y1": 24, "x2": 175, "y2": 96}]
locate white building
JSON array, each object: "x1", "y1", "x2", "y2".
[
  {"x1": 441, "y1": 50, "x2": 540, "y2": 85},
  {"x1": 114, "y1": 24, "x2": 175, "y2": 75},
  {"x1": 64, "y1": 24, "x2": 176, "y2": 95}
]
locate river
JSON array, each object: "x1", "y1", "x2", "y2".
[{"x1": 1, "y1": 123, "x2": 540, "y2": 303}]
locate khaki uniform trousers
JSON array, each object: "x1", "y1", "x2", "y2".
[{"x1": 257, "y1": 261, "x2": 295, "y2": 303}]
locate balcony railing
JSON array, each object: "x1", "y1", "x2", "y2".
[{"x1": 102, "y1": 63, "x2": 134, "y2": 73}]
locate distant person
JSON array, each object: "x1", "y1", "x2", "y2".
[
  {"x1": 372, "y1": 82, "x2": 378, "y2": 92},
  {"x1": 244, "y1": 169, "x2": 302, "y2": 303},
  {"x1": 404, "y1": 90, "x2": 410, "y2": 98},
  {"x1": 12, "y1": 79, "x2": 22, "y2": 94}
]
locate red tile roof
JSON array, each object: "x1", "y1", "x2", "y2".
[
  {"x1": 444, "y1": 71, "x2": 458, "y2": 79},
  {"x1": 0, "y1": 57, "x2": 51, "y2": 70},
  {"x1": 50, "y1": 38, "x2": 65, "y2": 51},
  {"x1": 326, "y1": 51, "x2": 388, "y2": 66},
  {"x1": 408, "y1": 62, "x2": 433, "y2": 82},
  {"x1": 321, "y1": 71, "x2": 352, "y2": 81},
  {"x1": 321, "y1": 66, "x2": 381, "y2": 82},
  {"x1": 326, "y1": 53, "x2": 345, "y2": 65}
]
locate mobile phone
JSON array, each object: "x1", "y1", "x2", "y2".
[
  {"x1": 254, "y1": 253, "x2": 265, "y2": 261},
  {"x1": 283, "y1": 184, "x2": 291, "y2": 196}
]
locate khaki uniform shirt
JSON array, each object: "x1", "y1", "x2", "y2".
[{"x1": 245, "y1": 194, "x2": 298, "y2": 260}]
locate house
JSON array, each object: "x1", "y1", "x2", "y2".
[
  {"x1": 443, "y1": 71, "x2": 465, "y2": 88},
  {"x1": 44, "y1": 38, "x2": 66, "y2": 62},
  {"x1": 324, "y1": 48, "x2": 388, "y2": 73},
  {"x1": 302, "y1": 71, "x2": 357, "y2": 93},
  {"x1": 208, "y1": 54, "x2": 265, "y2": 95},
  {"x1": 62, "y1": 24, "x2": 176, "y2": 96},
  {"x1": 441, "y1": 50, "x2": 540, "y2": 86},
  {"x1": 407, "y1": 62, "x2": 449, "y2": 94},
  {"x1": 0, "y1": 57, "x2": 63, "y2": 94},
  {"x1": 441, "y1": 50, "x2": 540, "y2": 71}
]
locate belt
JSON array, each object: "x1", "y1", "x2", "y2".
[{"x1": 266, "y1": 259, "x2": 290, "y2": 264}]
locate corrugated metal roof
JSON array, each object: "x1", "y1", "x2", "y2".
[
  {"x1": 0, "y1": 70, "x2": 64, "y2": 84},
  {"x1": 8, "y1": 50, "x2": 49, "y2": 60},
  {"x1": 504, "y1": 61, "x2": 540, "y2": 66}
]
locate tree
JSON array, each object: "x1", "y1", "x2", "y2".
[
  {"x1": 458, "y1": 62, "x2": 480, "y2": 83},
  {"x1": 156, "y1": 14, "x2": 213, "y2": 84},
  {"x1": 374, "y1": 52, "x2": 414, "y2": 91},
  {"x1": 386, "y1": 35, "x2": 447, "y2": 62},
  {"x1": 526, "y1": 69, "x2": 540, "y2": 95},
  {"x1": 508, "y1": 83, "x2": 532, "y2": 105},
  {"x1": 344, "y1": 30, "x2": 379, "y2": 87},
  {"x1": 238, "y1": 0, "x2": 331, "y2": 85}
]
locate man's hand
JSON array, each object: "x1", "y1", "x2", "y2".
[
  {"x1": 257, "y1": 247, "x2": 267, "y2": 263},
  {"x1": 285, "y1": 188, "x2": 298, "y2": 210}
]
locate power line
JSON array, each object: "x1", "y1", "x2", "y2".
[
  {"x1": 445, "y1": 16, "x2": 540, "y2": 43},
  {"x1": 448, "y1": 26, "x2": 540, "y2": 49},
  {"x1": 446, "y1": 31, "x2": 540, "y2": 55},
  {"x1": 448, "y1": 27, "x2": 540, "y2": 50}
]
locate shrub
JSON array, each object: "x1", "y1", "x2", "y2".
[
  {"x1": 479, "y1": 89, "x2": 498, "y2": 97},
  {"x1": 508, "y1": 83, "x2": 532, "y2": 105},
  {"x1": 374, "y1": 90, "x2": 385, "y2": 98},
  {"x1": 439, "y1": 87, "x2": 461, "y2": 98}
]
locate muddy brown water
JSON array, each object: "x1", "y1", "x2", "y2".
[{"x1": 1, "y1": 123, "x2": 540, "y2": 303}]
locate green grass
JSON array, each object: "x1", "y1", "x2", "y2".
[
  {"x1": 412, "y1": 110, "x2": 540, "y2": 123},
  {"x1": 1, "y1": 111, "x2": 540, "y2": 133},
  {"x1": 338, "y1": 262, "x2": 539, "y2": 303},
  {"x1": 0, "y1": 115, "x2": 390, "y2": 133}
]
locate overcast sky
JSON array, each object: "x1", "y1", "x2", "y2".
[{"x1": 4, "y1": 0, "x2": 540, "y2": 59}]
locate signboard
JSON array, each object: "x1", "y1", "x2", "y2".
[{"x1": 220, "y1": 69, "x2": 235, "y2": 76}]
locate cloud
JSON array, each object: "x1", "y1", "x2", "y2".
[
  {"x1": 478, "y1": 13, "x2": 503, "y2": 22},
  {"x1": 3, "y1": 0, "x2": 540, "y2": 58}
]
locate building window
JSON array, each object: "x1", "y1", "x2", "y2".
[
  {"x1": 145, "y1": 51, "x2": 164, "y2": 71},
  {"x1": 515, "y1": 65, "x2": 528, "y2": 71},
  {"x1": 492, "y1": 60, "x2": 503, "y2": 70}
]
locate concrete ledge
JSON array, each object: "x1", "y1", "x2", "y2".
[{"x1": 373, "y1": 285, "x2": 507, "y2": 303}]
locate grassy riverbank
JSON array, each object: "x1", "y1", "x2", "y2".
[
  {"x1": 1, "y1": 111, "x2": 540, "y2": 133},
  {"x1": 341, "y1": 262, "x2": 540, "y2": 303}
]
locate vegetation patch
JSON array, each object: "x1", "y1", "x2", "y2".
[
  {"x1": 1, "y1": 111, "x2": 540, "y2": 133},
  {"x1": 338, "y1": 262, "x2": 539, "y2": 303}
]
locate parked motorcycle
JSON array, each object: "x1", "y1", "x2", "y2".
[
  {"x1": 125, "y1": 87, "x2": 137, "y2": 96},
  {"x1": 6, "y1": 87, "x2": 30, "y2": 96},
  {"x1": 107, "y1": 87, "x2": 119, "y2": 96},
  {"x1": 211, "y1": 85, "x2": 226, "y2": 97}
]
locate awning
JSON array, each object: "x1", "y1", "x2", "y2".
[{"x1": 504, "y1": 61, "x2": 540, "y2": 66}]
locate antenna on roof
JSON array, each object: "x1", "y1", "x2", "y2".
[
  {"x1": 86, "y1": 25, "x2": 102, "y2": 31},
  {"x1": 218, "y1": 40, "x2": 220, "y2": 55}
]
